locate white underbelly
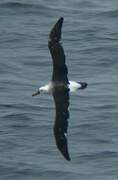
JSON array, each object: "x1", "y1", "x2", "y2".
[{"x1": 68, "y1": 81, "x2": 81, "y2": 92}]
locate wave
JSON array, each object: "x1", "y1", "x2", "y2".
[
  {"x1": 0, "y1": 1, "x2": 56, "y2": 16},
  {"x1": 79, "y1": 151, "x2": 118, "y2": 161},
  {"x1": 74, "y1": 0, "x2": 98, "y2": 8},
  {"x1": 98, "y1": 9, "x2": 118, "y2": 18},
  {"x1": 0, "y1": 1, "x2": 52, "y2": 11},
  {"x1": 0, "y1": 2, "x2": 37, "y2": 9}
]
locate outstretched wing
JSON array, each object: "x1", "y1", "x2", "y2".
[
  {"x1": 48, "y1": 17, "x2": 69, "y2": 84},
  {"x1": 53, "y1": 89, "x2": 71, "y2": 161}
]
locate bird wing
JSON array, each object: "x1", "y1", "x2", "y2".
[
  {"x1": 53, "y1": 89, "x2": 71, "y2": 161},
  {"x1": 48, "y1": 17, "x2": 69, "y2": 84}
]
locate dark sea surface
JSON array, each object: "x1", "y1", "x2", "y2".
[{"x1": 0, "y1": 0, "x2": 118, "y2": 179}]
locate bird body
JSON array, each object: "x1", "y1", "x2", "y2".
[
  {"x1": 32, "y1": 17, "x2": 87, "y2": 161},
  {"x1": 37, "y1": 81, "x2": 87, "y2": 95}
]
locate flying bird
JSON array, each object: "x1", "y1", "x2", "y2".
[{"x1": 32, "y1": 17, "x2": 87, "y2": 161}]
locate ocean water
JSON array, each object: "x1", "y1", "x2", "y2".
[{"x1": 0, "y1": 0, "x2": 118, "y2": 179}]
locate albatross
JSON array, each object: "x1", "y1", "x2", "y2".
[{"x1": 32, "y1": 17, "x2": 87, "y2": 161}]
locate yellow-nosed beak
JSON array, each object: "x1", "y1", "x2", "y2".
[{"x1": 32, "y1": 90, "x2": 40, "y2": 96}]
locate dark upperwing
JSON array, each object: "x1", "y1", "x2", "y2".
[
  {"x1": 48, "y1": 17, "x2": 69, "y2": 84},
  {"x1": 53, "y1": 89, "x2": 71, "y2": 161}
]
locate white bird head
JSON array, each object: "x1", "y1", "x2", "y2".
[{"x1": 32, "y1": 84, "x2": 52, "y2": 96}]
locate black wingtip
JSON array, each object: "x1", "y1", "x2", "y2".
[
  {"x1": 57, "y1": 141, "x2": 71, "y2": 161},
  {"x1": 55, "y1": 17, "x2": 64, "y2": 28},
  {"x1": 49, "y1": 17, "x2": 64, "y2": 42},
  {"x1": 65, "y1": 154, "x2": 71, "y2": 161},
  {"x1": 54, "y1": 128, "x2": 71, "y2": 161},
  {"x1": 58, "y1": 17, "x2": 64, "y2": 24},
  {"x1": 59, "y1": 141, "x2": 71, "y2": 161}
]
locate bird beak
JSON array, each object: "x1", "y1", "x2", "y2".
[{"x1": 32, "y1": 90, "x2": 40, "y2": 96}]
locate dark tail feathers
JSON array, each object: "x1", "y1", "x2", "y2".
[{"x1": 78, "y1": 82, "x2": 88, "y2": 89}]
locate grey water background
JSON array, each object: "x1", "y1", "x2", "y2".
[{"x1": 0, "y1": 0, "x2": 118, "y2": 179}]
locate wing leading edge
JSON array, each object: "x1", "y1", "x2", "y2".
[{"x1": 48, "y1": 17, "x2": 69, "y2": 84}]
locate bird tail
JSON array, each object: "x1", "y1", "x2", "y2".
[{"x1": 78, "y1": 82, "x2": 88, "y2": 89}]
